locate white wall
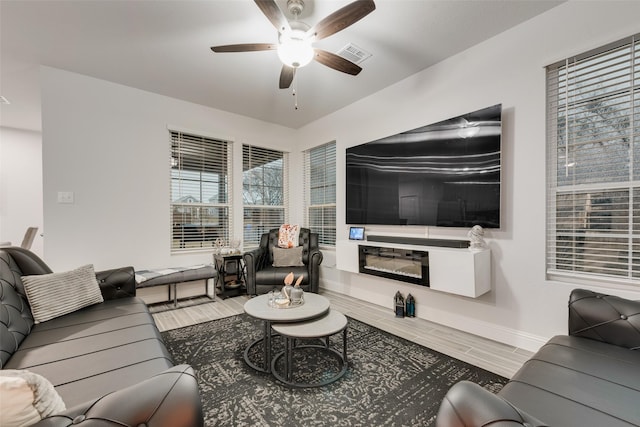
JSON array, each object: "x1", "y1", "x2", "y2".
[
  {"x1": 38, "y1": 1, "x2": 640, "y2": 352},
  {"x1": 0, "y1": 127, "x2": 43, "y2": 256},
  {"x1": 296, "y1": 1, "x2": 640, "y2": 351},
  {"x1": 41, "y1": 66, "x2": 296, "y2": 271}
]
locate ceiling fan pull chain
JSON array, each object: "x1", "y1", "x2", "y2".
[{"x1": 293, "y1": 69, "x2": 299, "y2": 110}]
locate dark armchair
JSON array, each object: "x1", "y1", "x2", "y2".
[{"x1": 243, "y1": 227, "x2": 323, "y2": 295}]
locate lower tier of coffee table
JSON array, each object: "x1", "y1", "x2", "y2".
[
  {"x1": 270, "y1": 310, "x2": 348, "y2": 388},
  {"x1": 243, "y1": 320, "x2": 276, "y2": 373}
]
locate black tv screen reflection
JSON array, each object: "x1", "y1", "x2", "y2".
[{"x1": 346, "y1": 104, "x2": 501, "y2": 228}]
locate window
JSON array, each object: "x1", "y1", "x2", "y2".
[
  {"x1": 546, "y1": 34, "x2": 640, "y2": 283},
  {"x1": 170, "y1": 130, "x2": 231, "y2": 252},
  {"x1": 304, "y1": 142, "x2": 336, "y2": 246},
  {"x1": 243, "y1": 145, "x2": 287, "y2": 247}
]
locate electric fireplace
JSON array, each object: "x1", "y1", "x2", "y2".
[{"x1": 358, "y1": 245, "x2": 429, "y2": 286}]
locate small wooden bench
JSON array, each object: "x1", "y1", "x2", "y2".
[
  {"x1": 135, "y1": 265, "x2": 217, "y2": 308},
  {"x1": 271, "y1": 310, "x2": 348, "y2": 388}
]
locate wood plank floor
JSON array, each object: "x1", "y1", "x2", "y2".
[{"x1": 150, "y1": 290, "x2": 533, "y2": 379}]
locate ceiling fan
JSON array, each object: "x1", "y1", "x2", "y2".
[{"x1": 211, "y1": 0, "x2": 376, "y2": 89}]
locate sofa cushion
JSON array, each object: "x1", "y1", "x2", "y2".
[
  {"x1": 21, "y1": 264, "x2": 103, "y2": 324},
  {"x1": 255, "y1": 266, "x2": 309, "y2": 287},
  {"x1": 272, "y1": 246, "x2": 304, "y2": 267},
  {"x1": 500, "y1": 335, "x2": 640, "y2": 427},
  {"x1": 0, "y1": 369, "x2": 66, "y2": 427},
  {"x1": 4, "y1": 297, "x2": 173, "y2": 408}
]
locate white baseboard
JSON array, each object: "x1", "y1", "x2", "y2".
[{"x1": 320, "y1": 276, "x2": 547, "y2": 353}]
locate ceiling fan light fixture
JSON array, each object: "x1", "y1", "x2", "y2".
[{"x1": 277, "y1": 31, "x2": 314, "y2": 68}]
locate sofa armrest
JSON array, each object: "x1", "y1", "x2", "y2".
[
  {"x1": 1, "y1": 246, "x2": 53, "y2": 276},
  {"x1": 243, "y1": 247, "x2": 265, "y2": 295},
  {"x1": 308, "y1": 249, "x2": 323, "y2": 293},
  {"x1": 436, "y1": 381, "x2": 547, "y2": 427},
  {"x1": 568, "y1": 288, "x2": 640, "y2": 350},
  {"x1": 34, "y1": 365, "x2": 204, "y2": 427},
  {"x1": 95, "y1": 266, "x2": 136, "y2": 300}
]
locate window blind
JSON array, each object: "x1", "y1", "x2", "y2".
[
  {"x1": 170, "y1": 130, "x2": 231, "y2": 252},
  {"x1": 304, "y1": 142, "x2": 337, "y2": 246},
  {"x1": 242, "y1": 145, "x2": 287, "y2": 246},
  {"x1": 546, "y1": 34, "x2": 640, "y2": 283}
]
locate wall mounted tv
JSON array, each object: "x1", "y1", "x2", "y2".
[{"x1": 346, "y1": 104, "x2": 502, "y2": 228}]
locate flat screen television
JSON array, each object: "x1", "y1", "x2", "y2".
[{"x1": 346, "y1": 104, "x2": 502, "y2": 228}]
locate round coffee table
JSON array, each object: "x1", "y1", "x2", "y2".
[{"x1": 243, "y1": 293, "x2": 330, "y2": 373}]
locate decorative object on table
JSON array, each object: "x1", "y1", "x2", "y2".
[
  {"x1": 213, "y1": 238, "x2": 224, "y2": 255},
  {"x1": 274, "y1": 291, "x2": 290, "y2": 307},
  {"x1": 267, "y1": 290, "x2": 275, "y2": 307},
  {"x1": 290, "y1": 275, "x2": 304, "y2": 304},
  {"x1": 266, "y1": 289, "x2": 289, "y2": 308},
  {"x1": 468, "y1": 225, "x2": 487, "y2": 250},
  {"x1": 282, "y1": 272, "x2": 295, "y2": 300},
  {"x1": 213, "y1": 238, "x2": 239, "y2": 256},
  {"x1": 405, "y1": 294, "x2": 415, "y2": 318},
  {"x1": 271, "y1": 272, "x2": 305, "y2": 308},
  {"x1": 230, "y1": 238, "x2": 242, "y2": 254},
  {"x1": 394, "y1": 291, "x2": 405, "y2": 318}
]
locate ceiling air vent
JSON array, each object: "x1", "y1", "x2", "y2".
[
  {"x1": 0, "y1": 95, "x2": 10, "y2": 105},
  {"x1": 337, "y1": 43, "x2": 372, "y2": 65}
]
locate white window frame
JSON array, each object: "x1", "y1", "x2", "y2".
[
  {"x1": 242, "y1": 144, "x2": 288, "y2": 247},
  {"x1": 170, "y1": 129, "x2": 232, "y2": 253},
  {"x1": 546, "y1": 34, "x2": 639, "y2": 287},
  {"x1": 304, "y1": 141, "x2": 337, "y2": 247}
]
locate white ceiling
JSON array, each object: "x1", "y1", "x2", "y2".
[{"x1": 0, "y1": 0, "x2": 563, "y2": 132}]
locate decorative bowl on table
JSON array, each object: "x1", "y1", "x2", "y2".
[{"x1": 269, "y1": 291, "x2": 304, "y2": 309}]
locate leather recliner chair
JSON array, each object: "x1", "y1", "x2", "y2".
[{"x1": 243, "y1": 227, "x2": 323, "y2": 295}]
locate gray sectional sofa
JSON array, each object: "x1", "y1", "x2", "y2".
[
  {"x1": 0, "y1": 247, "x2": 204, "y2": 426},
  {"x1": 436, "y1": 288, "x2": 640, "y2": 427}
]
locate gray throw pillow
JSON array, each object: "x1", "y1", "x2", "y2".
[
  {"x1": 272, "y1": 246, "x2": 304, "y2": 267},
  {"x1": 22, "y1": 264, "x2": 104, "y2": 323}
]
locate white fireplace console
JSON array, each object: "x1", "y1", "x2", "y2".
[{"x1": 336, "y1": 239, "x2": 491, "y2": 298}]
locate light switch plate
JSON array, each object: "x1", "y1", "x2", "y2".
[{"x1": 57, "y1": 191, "x2": 74, "y2": 204}]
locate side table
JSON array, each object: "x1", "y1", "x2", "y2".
[{"x1": 213, "y1": 254, "x2": 245, "y2": 299}]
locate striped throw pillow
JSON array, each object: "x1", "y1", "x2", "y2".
[{"x1": 22, "y1": 264, "x2": 104, "y2": 323}]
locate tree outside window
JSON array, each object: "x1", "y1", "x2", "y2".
[
  {"x1": 546, "y1": 34, "x2": 640, "y2": 282},
  {"x1": 243, "y1": 145, "x2": 286, "y2": 247}
]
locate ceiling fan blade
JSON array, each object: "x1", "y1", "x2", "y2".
[
  {"x1": 279, "y1": 65, "x2": 295, "y2": 89},
  {"x1": 314, "y1": 49, "x2": 362, "y2": 76},
  {"x1": 211, "y1": 43, "x2": 277, "y2": 53},
  {"x1": 307, "y1": 0, "x2": 376, "y2": 41},
  {"x1": 254, "y1": 0, "x2": 291, "y2": 33}
]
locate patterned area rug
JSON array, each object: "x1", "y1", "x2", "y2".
[{"x1": 161, "y1": 314, "x2": 507, "y2": 426}]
